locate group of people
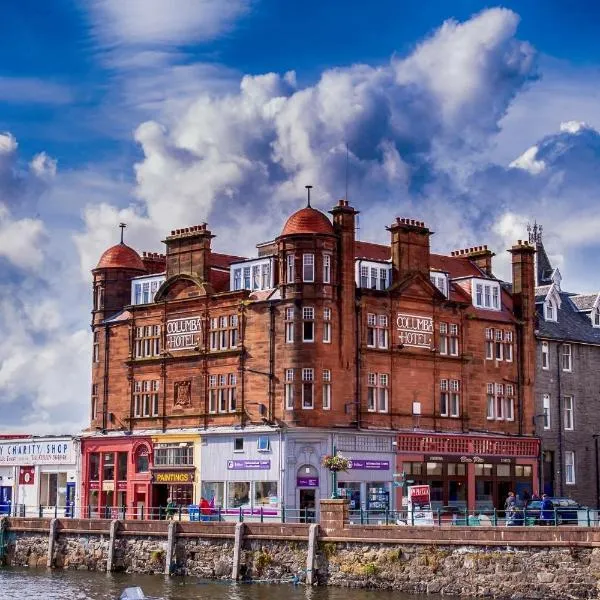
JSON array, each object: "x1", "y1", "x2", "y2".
[
  {"x1": 504, "y1": 490, "x2": 555, "y2": 525},
  {"x1": 165, "y1": 496, "x2": 215, "y2": 520}
]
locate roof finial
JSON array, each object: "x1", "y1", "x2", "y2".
[
  {"x1": 527, "y1": 221, "x2": 542, "y2": 245},
  {"x1": 119, "y1": 222, "x2": 127, "y2": 244},
  {"x1": 305, "y1": 185, "x2": 312, "y2": 208}
]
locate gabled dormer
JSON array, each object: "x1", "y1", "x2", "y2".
[{"x1": 543, "y1": 282, "x2": 561, "y2": 322}]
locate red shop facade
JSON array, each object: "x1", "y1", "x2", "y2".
[
  {"x1": 395, "y1": 433, "x2": 540, "y2": 511},
  {"x1": 81, "y1": 436, "x2": 152, "y2": 518}
]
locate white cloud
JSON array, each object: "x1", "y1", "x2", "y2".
[{"x1": 509, "y1": 145, "x2": 546, "y2": 174}]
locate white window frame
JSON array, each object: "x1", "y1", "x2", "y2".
[
  {"x1": 449, "y1": 323, "x2": 459, "y2": 356},
  {"x1": 505, "y1": 384, "x2": 514, "y2": 421},
  {"x1": 565, "y1": 451, "x2": 575, "y2": 485},
  {"x1": 285, "y1": 307, "x2": 294, "y2": 344},
  {"x1": 323, "y1": 254, "x2": 331, "y2": 284},
  {"x1": 377, "y1": 374, "x2": 389, "y2": 413},
  {"x1": 430, "y1": 272, "x2": 448, "y2": 297},
  {"x1": 486, "y1": 383, "x2": 495, "y2": 420},
  {"x1": 302, "y1": 306, "x2": 315, "y2": 342},
  {"x1": 286, "y1": 254, "x2": 295, "y2": 283},
  {"x1": 471, "y1": 279, "x2": 501, "y2": 311},
  {"x1": 449, "y1": 379, "x2": 460, "y2": 417},
  {"x1": 593, "y1": 309, "x2": 600, "y2": 328},
  {"x1": 562, "y1": 344, "x2": 572, "y2": 372},
  {"x1": 440, "y1": 379, "x2": 449, "y2": 417},
  {"x1": 485, "y1": 328, "x2": 494, "y2": 360},
  {"x1": 322, "y1": 369, "x2": 331, "y2": 410},
  {"x1": 303, "y1": 253, "x2": 315, "y2": 283},
  {"x1": 563, "y1": 395, "x2": 574, "y2": 431},
  {"x1": 439, "y1": 323, "x2": 448, "y2": 356},
  {"x1": 544, "y1": 299, "x2": 556, "y2": 322},
  {"x1": 323, "y1": 307, "x2": 331, "y2": 343},
  {"x1": 367, "y1": 373, "x2": 376, "y2": 412},
  {"x1": 541, "y1": 341, "x2": 549, "y2": 370},
  {"x1": 284, "y1": 369, "x2": 294, "y2": 410},
  {"x1": 542, "y1": 394, "x2": 551, "y2": 430},
  {"x1": 302, "y1": 368, "x2": 314, "y2": 409}
]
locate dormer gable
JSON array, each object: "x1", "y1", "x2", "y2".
[
  {"x1": 154, "y1": 273, "x2": 213, "y2": 302},
  {"x1": 543, "y1": 282, "x2": 561, "y2": 322}
]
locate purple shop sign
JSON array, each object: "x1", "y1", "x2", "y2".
[
  {"x1": 296, "y1": 477, "x2": 319, "y2": 487},
  {"x1": 227, "y1": 459, "x2": 271, "y2": 470},
  {"x1": 348, "y1": 459, "x2": 390, "y2": 471}
]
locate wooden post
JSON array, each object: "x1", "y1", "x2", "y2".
[
  {"x1": 231, "y1": 522, "x2": 244, "y2": 580},
  {"x1": 164, "y1": 520, "x2": 177, "y2": 575},
  {"x1": 106, "y1": 519, "x2": 120, "y2": 572},
  {"x1": 306, "y1": 523, "x2": 319, "y2": 585},
  {"x1": 47, "y1": 518, "x2": 57, "y2": 568}
]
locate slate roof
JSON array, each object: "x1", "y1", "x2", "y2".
[
  {"x1": 536, "y1": 292, "x2": 600, "y2": 344},
  {"x1": 569, "y1": 293, "x2": 598, "y2": 312}
]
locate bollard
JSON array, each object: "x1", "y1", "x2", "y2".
[
  {"x1": 106, "y1": 519, "x2": 120, "y2": 572},
  {"x1": 164, "y1": 520, "x2": 176, "y2": 576},
  {"x1": 47, "y1": 518, "x2": 58, "y2": 568},
  {"x1": 231, "y1": 522, "x2": 244, "y2": 580},
  {"x1": 306, "y1": 523, "x2": 318, "y2": 586}
]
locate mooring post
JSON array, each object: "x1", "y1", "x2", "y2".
[
  {"x1": 47, "y1": 518, "x2": 58, "y2": 568},
  {"x1": 231, "y1": 522, "x2": 245, "y2": 580},
  {"x1": 306, "y1": 523, "x2": 319, "y2": 585},
  {"x1": 106, "y1": 519, "x2": 120, "y2": 572},
  {"x1": 0, "y1": 516, "x2": 7, "y2": 563},
  {"x1": 164, "y1": 520, "x2": 177, "y2": 576}
]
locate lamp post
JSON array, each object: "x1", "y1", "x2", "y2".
[
  {"x1": 331, "y1": 445, "x2": 338, "y2": 499},
  {"x1": 593, "y1": 435, "x2": 600, "y2": 510}
]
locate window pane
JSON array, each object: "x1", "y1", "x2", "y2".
[
  {"x1": 228, "y1": 482, "x2": 250, "y2": 507},
  {"x1": 255, "y1": 481, "x2": 278, "y2": 505}
]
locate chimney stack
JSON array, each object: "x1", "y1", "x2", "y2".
[
  {"x1": 387, "y1": 218, "x2": 431, "y2": 283},
  {"x1": 163, "y1": 224, "x2": 214, "y2": 282},
  {"x1": 450, "y1": 245, "x2": 495, "y2": 276}
]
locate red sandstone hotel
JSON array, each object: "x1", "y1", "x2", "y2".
[{"x1": 81, "y1": 195, "x2": 539, "y2": 516}]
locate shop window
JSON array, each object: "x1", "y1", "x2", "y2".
[
  {"x1": 257, "y1": 436, "x2": 270, "y2": 452},
  {"x1": 117, "y1": 452, "x2": 128, "y2": 481},
  {"x1": 201, "y1": 481, "x2": 224, "y2": 507},
  {"x1": 447, "y1": 463, "x2": 466, "y2": 476},
  {"x1": 302, "y1": 307, "x2": 315, "y2": 342},
  {"x1": 255, "y1": 481, "x2": 278, "y2": 505},
  {"x1": 154, "y1": 444, "x2": 193, "y2": 466},
  {"x1": 474, "y1": 463, "x2": 493, "y2": 477},
  {"x1": 426, "y1": 462, "x2": 443, "y2": 476},
  {"x1": 169, "y1": 485, "x2": 193, "y2": 507},
  {"x1": 496, "y1": 464, "x2": 511, "y2": 477},
  {"x1": 40, "y1": 473, "x2": 66, "y2": 507},
  {"x1": 402, "y1": 462, "x2": 422, "y2": 476},
  {"x1": 337, "y1": 482, "x2": 361, "y2": 509},
  {"x1": 515, "y1": 465, "x2": 533, "y2": 478},
  {"x1": 234, "y1": 438, "x2": 244, "y2": 452},
  {"x1": 135, "y1": 448, "x2": 149, "y2": 473},
  {"x1": 228, "y1": 481, "x2": 250, "y2": 507},
  {"x1": 89, "y1": 453, "x2": 100, "y2": 481},
  {"x1": 103, "y1": 453, "x2": 115, "y2": 480}
]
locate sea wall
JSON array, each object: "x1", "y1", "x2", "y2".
[{"x1": 3, "y1": 502, "x2": 600, "y2": 599}]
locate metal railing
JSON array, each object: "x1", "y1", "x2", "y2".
[{"x1": 1, "y1": 504, "x2": 598, "y2": 527}]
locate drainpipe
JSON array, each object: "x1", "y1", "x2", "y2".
[
  {"x1": 102, "y1": 323, "x2": 110, "y2": 433},
  {"x1": 268, "y1": 303, "x2": 275, "y2": 421},
  {"x1": 556, "y1": 343, "x2": 564, "y2": 497}
]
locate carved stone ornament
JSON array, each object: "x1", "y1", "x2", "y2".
[{"x1": 174, "y1": 380, "x2": 192, "y2": 407}]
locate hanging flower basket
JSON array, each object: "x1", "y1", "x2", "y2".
[{"x1": 322, "y1": 454, "x2": 350, "y2": 472}]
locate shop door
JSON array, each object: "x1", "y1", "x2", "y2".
[
  {"x1": 0, "y1": 486, "x2": 11, "y2": 514},
  {"x1": 65, "y1": 482, "x2": 75, "y2": 517},
  {"x1": 543, "y1": 451, "x2": 554, "y2": 496},
  {"x1": 134, "y1": 491, "x2": 146, "y2": 520},
  {"x1": 497, "y1": 481, "x2": 512, "y2": 510},
  {"x1": 154, "y1": 485, "x2": 169, "y2": 519},
  {"x1": 299, "y1": 489, "x2": 316, "y2": 523}
]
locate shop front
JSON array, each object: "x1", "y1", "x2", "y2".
[
  {"x1": 395, "y1": 433, "x2": 540, "y2": 511},
  {"x1": 0, "y1": 436, "x2": 80, "y2": 517},
  {"x1": 200, "y1": 429, "x2": 281, "y2": 518},
  {"x1": 81, "y1": 435, "x2": 152, "y2": 518},
  {"x1": 151, "y1": 433, "x2": 200, "y2": 512}
]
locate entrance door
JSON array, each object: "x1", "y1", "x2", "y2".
[
  {"x1": 497, "y1": 481, "x2": 512, "y2": 510},
  {"x1": 154, "y1": 484, "x2": 169, "y2": 519},
  {"x1": 65, "y1": 482, "x2": 75, "y2": 517},
  {"x1": 0, "y1": 486, "x2": 11, "y2": 515},
  {"x1": 543, "y1": 451, "x2": 555, "y2": 496},
  {"x1": 299, "y1": 489, "x2": 316, "y2": 523}
]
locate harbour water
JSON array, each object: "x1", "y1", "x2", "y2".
[{"x1": 0, "y1": 568, "x2": 421, "y2": 600}]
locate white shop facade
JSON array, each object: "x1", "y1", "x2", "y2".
[{"x1": 0, "y1": 436, "x2": 80, "y2": 517}]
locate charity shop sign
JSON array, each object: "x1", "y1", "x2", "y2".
[
  {"x1": 396, "y1": 313, "x2": 434, "y2": 348},
  {"x1": 166, "y1": 316, "x2": 202, "y2": 351},
  {"x1": 0, "y1": 440, "x2": 75, "y2": 465}
]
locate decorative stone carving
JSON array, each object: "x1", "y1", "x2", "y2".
[{"x1": 174, "y1": 380, "x2": 191, "y2": 407}]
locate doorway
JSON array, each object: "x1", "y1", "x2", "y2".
[
  {"x1": 0, "y1": 486, "x2": 11, "y2": 514},
  {"x1": 299, "y1": 489, "x2": 316, "y2": 523}
]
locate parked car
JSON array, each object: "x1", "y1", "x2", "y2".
[{"x1": 524, "y1": 497, "x2": 586, "y2": 525}]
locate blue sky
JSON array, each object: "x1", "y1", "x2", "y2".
[{"x1": 2, "y1": 0, "x2": 600, "y2": 432}]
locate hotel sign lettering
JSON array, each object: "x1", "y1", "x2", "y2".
[
  {"x1": 166, "y1": 317, "x2": 202, "y2": 351},
  {"x1": 396, "y1": 313, "x2": 434, "y2": 348}
]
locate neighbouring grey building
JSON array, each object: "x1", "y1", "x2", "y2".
[{"x1": 531, "y1": 224, "x2": 600, "y2": 508}]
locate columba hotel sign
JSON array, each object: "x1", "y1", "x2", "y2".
[{"x1": 396, "y1": 313, "x2": 434, "y2": 348}]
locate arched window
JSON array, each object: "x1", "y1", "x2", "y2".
[{"x1": 134, "y1": 445, "x2": 150, "y2": 473}]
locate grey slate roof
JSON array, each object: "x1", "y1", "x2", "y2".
[
  {"x1": 535, "y1": 243, "x2": 554, "y2": 286},
  {"x1": 536, "y1": 291, "x2": 600, "y2": 344},
  {"x1": 569, "y1": 293, "x2": 598, "y2": 312}
]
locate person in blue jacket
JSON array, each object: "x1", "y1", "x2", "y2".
[{"x1": 540, "y1": 494, "x2": 555, "y2": 525}]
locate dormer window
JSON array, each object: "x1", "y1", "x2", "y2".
[
  {"x1": 355, "y1": 260, "x2": 391, "y2": 291},
  {"x1": 229, "y1": 258, "x2": 274, "y2": 292},
  {"x1": 131, "y1": 274, "x2": 166, "y2": 305},
  {"x1": 592, "y1": 309, "x2": 600, "y2": 328},
  {"x1": 471, "y1": 279, "x2": 501, "y2": 311},
  {"x1": 430, "y1": 272, "x2": 448, "y2": 297},
  {"x1": 544, "y1": 299, "x2": 556, "y2": 322}
]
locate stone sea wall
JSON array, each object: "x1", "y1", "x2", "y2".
[{"x1": 4, "y1": 506, "x2": 600, "y2": 599}]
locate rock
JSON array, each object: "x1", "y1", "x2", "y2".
[{"x1": 536, "y1": 571, "x2": 555, "y2": 584}]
